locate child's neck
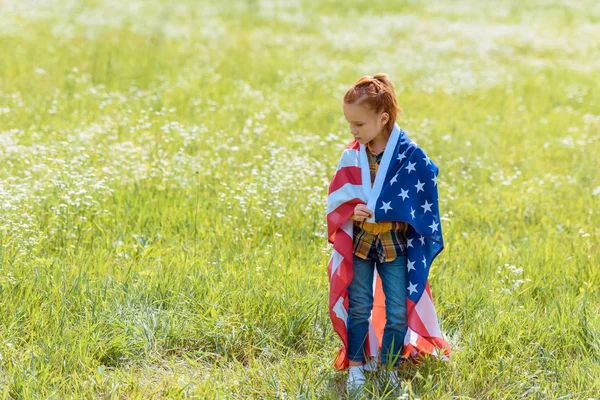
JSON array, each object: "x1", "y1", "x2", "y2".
[{"x1": 367, "y1": 129, "x2": 390, "y2": 154}]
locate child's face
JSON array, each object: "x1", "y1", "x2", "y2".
[{"x1": 342, "y1": 102, "x2": 388, "y2": 145}]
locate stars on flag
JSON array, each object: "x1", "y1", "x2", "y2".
[
  {"x1": 407, "y1": 238, "x2": 413, "y2": 248},
  {"x1": 422, "y1": 256, "x2": 427, "y2": 268},
  {"x1": 419, "y1": 235, "x2": 425, "y2": 246},
  {"x1": 423, "y1": 154, "x2": 431, "y2": 166},
  {"x1": 407, "y1": 259, "x2": 415, "y2": 271},
  {"x1": 397, "y1": 151, "x2": 407, "y2": 162},
  {"x1": 407, "y1": 281, "x2": 418, "y2": 295},
  {"x1": 405, "y1": 161, "x2": 416, "y2": 174},
  {"x1": 380, "y1": 201, "x2": 392, "y2": 213},
  {"x1": 410, "y1": 207, "x2": 416, "y2": 219},
  {"x1": 432, "y1": 174, "x2": 437, "y2": 187},
  {"x1": 429, "y1": 219, "x2": 439, "y2": 233},
  {"x1": 414, "y1": 180, "x2": 425, "y2": 193},
  {"x1": 390, "y1": 173, "x2": 398, "y2": 186},
  {"x1": 421, "y1": 200, "x2": 433, "y2": 214},
  {"x1": 398, "y1": 188, "x2": 409, "y2": 201}
]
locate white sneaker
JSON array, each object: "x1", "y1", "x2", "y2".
[
  {"x1": 384, "y1": 369, "x2": 401, "y2": 388},
  {"x1": 347, "y1": 366, "x2": 366, "y2": 393},
  {"x1": 363, "y1": 358, "x2": 378, "y2": 372}
]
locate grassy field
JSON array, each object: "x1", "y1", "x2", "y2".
[{"x1": 0, "y1": 0, "x2": 599, "y2": 398}]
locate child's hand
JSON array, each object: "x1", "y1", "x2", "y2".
[{"x1": 352, "y1": 204, "x2": 373, "y2": 222}]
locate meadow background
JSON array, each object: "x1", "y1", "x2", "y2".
[{"x1": 0, "y1": 0, "x2": 599, "y2": 398}]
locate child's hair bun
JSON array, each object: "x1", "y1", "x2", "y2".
[{"x1": 342, "y1": 73, "x2": 402, "y2": 134}]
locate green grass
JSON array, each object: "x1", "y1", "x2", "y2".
[{"x1": 0, "y1": 0, "x2": 599, "y2": 398}]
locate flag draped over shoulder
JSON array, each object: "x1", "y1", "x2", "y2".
[{"x1": 326, "y1": 121, "x2": 451, "y2": 371}]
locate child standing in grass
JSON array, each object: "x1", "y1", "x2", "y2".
[{"x1": 326, "y1": 73, "x2": 451, "y2": 394}]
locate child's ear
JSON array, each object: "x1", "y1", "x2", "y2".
[{"x1": 381, "y1": 112, "x2": 389, "y2": 126}]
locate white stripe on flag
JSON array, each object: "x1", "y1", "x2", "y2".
[
  {"x1": 327, "y1": 182, "x2": 364, "y2": 214},
  {"x1": 335, "y1": 148, "x2": 360, "y2": 172},
  {"x1": 406, "y1": 327, "x2": 419, "y2": 346},
  {"x1": 367, "y1": 317, "x2": 379, "y2": 359},
  {"x1": 329, "y1": 249, "x2": 343, "y2": 277},
  {"x1": 333, "y1": 296, "x2": 348, "y2": 327},
  {"x1": 414, "y1": 290, "x2": 441, "y2": 336},
  {"x1": 341, "y1": 219, "x2": 353, "y2": 238},
  {"x1": 365, "y1": 122, "x2": 401, "y2": 222}
]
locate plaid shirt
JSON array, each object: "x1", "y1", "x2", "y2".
[{"x1": 353, "y1": 141, "x2": 408, "y2": 263}]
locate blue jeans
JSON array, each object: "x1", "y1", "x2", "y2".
[{"x1": 347, "y1": 252, "x2": 408, "y2": 368}]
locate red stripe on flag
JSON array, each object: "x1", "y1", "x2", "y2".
[
  {"x1": 402, "y1": 335, "x2": 452, "y2": 362},
  {"x1": 327, "y1": 200, "x2": 361, "y2": 244},
  {"x1": 346, "y1": 140, "x2": 360, "y2": 150},
  {"x1": 328, "y1": 166, "x2": 362, "y2": 194}
]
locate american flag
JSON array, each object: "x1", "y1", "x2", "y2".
[{"x1": 326, "y1": 121, "x2": 451, "y2": 370}]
